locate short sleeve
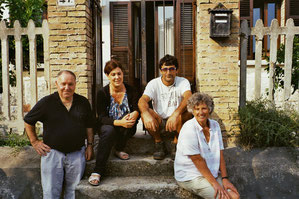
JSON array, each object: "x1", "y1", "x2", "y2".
[
  {"x1": 143, "y1": 79, "x2": 156, "y2": 101},
  {"x1": 24, "y1": 96, "x2": 47, "y2": 125},
  {"x1": 178, "y1": 122, "x2": 201, "y2": 156},
  {"x1": 179, "y1": 78, "x2": 191, "y2": 96}
]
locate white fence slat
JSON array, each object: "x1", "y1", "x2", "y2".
[
  {"x1": 241, "y1": 18, "x2": 299, "y2": 107},
  {"x1": 0, "y1": 19, "x2": 49, "y2": 133},
  {"x1": 268, "y1": 19, "x2": 280, "y2": 101},
  {"x1": 14, "y1": 20, "x2": 24, "y2": 133},
  {"x1": 253, "y1": 20, "x2": 264, "y2": 99},
  {"x1": 239, "y1": 20, "x2": 250, "y2": 108},
  {"x1": 284, "y1": 19, "x2": 295, "y2": 101},
  {"x1": 28, "y1": 20, "x2": 38, "y2": 107},
  {"x1": 42, "y1": 19, "x2": 50, "y2": 94},
  {"x1": 0, "y1": 21, "x2": 11, "y2": 120}
]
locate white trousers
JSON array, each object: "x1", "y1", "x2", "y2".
[{"x1": 41, "y1": 146, "x2": 86, "y2": 199}]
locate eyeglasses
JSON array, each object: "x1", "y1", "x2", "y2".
[{"x1": 160, "y1": 67, "x2": 176, "y2": 72}]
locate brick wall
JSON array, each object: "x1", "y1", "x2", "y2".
[
  {"x1": 196, "y1": 0, "x2": 240, "y2": 146},
  {"x1": 47, "y1": 0, "x2": 93, "y2": 100}
]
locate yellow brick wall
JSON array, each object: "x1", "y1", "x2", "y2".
[
  {"x1": 47, "y1": 0, "x2": 93, "y2": 100},
  {"x1": 196, "y1": 0, "x2": 240, "y2": 146}
]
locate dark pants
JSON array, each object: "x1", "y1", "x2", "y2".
[{"x1": 93, "y1": 124, "x2": 137, "y2": 175}]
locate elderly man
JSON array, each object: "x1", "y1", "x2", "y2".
[
  {"x1": 24, "y1": 70, "x2": 94, "y2": 199},
  {"x1": 138, "y1": 54, "x2": 192, "y2": 160}
]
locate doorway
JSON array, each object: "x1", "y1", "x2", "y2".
[{"x1": 110, "y1": 0, "x2": 196, "y2": 91}]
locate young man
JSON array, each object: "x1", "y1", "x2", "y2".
[
  {"x1": 138, "y1": 54, "x2": 192, "y2": 160},
  {"x1": 24, "y1": 70, "x2": 94, "y2": 199}
]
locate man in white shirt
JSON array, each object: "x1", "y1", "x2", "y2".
[{"x1": 138, "y1": 54, "x2": 192, "y2": 160}]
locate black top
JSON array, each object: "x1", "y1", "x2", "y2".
[
  {"x1": 24, "y1": 92, "x2": 95, "y2": 153},
  {"x1": 97, "y1": 83, "x2": 140, "y2": 126}
]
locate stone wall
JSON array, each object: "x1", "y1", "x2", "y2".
[
  {"x1": 196, "y1": 0, "x2": 240, "y2": 146},
  {"x1": 47, "y1": 0, "x2": 94, "y2": 100}
]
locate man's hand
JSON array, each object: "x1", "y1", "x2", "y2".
[
  {"x1": 85, "y1": 145, "x2": 93, "y2": 161},
  {"x1": 31, "y1": 140, "x2": 51, "y2": 156},
  {"x1": 142, "y1": 112, "x2": 159, "y2": 132},
  {"x1": 165, "y1": 112, "x2": 180, "y2": 132}
]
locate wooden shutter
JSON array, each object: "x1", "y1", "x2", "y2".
[
  {"x1": 286, "y1": 0, "x2": 299, "y2": 26},
  {"x1": 110, "y1": 2, "x2": 133, "y2": 85},
  {"x1": 176, "y1": 0, "x2": 195, "y2": 86},
  {"x1": 240, "y1": 0, "x2": 253, "y2": 59}
]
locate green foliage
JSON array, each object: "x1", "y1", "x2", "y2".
[
  {"x1": 0, "y1": 133, "x2": 30, "y2": 147},
  {"x1": 0, "y1": 0, "x2": 45, "y2": 26},
  {"x1": 238, "y1": 99, "x2": 299, "y2": 148},
  {"x1": 265, "y1": 35, "x2": 299, "y2": 94}
]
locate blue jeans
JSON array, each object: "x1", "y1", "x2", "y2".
[{"x1": 41, "y1": 146, "x2": 86, "y2": 199}]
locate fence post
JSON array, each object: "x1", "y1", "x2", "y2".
[
  {"x1": 28, "y1": 19, "x2": 38, "y2": 107},
  {"x1": 268, "y1": 19, "x2": 279, "y2": 101},
  {"x1": 0, "y1": 21, "x2": 11, "y2": 121},
  {"x1": 284, "y1": 19, "x2": 295, "y2": 101},
  {"x1": 252, "y1": 19, "x2": 264, "y2": 99},
  {"x1": 14, "y1": 20, "x2": 24, "y2": 133},
  {"x1": 42, "y1": 19, "x2": 50, "y2": 95},
  {"x1": 239, "y1": 20, "x2": 250, "y2": 108}
]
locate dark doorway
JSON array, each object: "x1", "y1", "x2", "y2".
[{"x1": 110, "y1": 0, "x2": 196, "y2": 92}]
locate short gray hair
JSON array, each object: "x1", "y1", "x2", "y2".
[{"x1": 187, "y1": 92, "x2": 214, "y2": 114}]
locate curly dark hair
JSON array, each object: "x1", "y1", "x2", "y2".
[{"x1": 158, "y1": 54, "x2": 179, "y2": 70}]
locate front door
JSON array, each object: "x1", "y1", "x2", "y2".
[{"x1": 110, "y1": 0, "x2": 196, "y2": 91}]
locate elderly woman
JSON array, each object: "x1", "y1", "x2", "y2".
[
  {"x1": 174, "y1": 92, "x2": 239, "y2": 199},
  {"x1": 89, "y1": 60, "x2": 140, "y2": 186}
]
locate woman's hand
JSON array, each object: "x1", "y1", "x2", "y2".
[
  {"x1": 126, "y1": 111, "x2": 139, "y2": 122},
  {"x1": 114, "y1": 115, "x2": 136, "y2": 128},
  {"x1": 212, "y1": 181, "x2": 230, "y2": 199},
  {"x1": 222, "y1": 179, "x2": 240, "y2": 198}
]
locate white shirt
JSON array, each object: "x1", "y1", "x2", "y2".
[
  {"x1": 174, "y1": 118, "x2": 224, "y2": 182},
  {"x1": 143, "y1": 76, "x2": 191, "y2": 119}
]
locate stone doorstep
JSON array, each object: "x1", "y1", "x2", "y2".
[
  {"x1": 84, "y1": 155, "x2": 174, "y2": 177},
  {"x1": 93, "y1": 127, "x2": 177, "y2": 156},
  {"x1": 75, "y1": 176, "x2": 202, "y2": 199}
]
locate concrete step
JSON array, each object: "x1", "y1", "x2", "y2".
[
  {"x1": 75, "y1": 176, "x2": 202, "y2": 199},
  {"x1": 85, "y1": 155, "x2": 174, "y2": 177},
  {"x1": 93, "y1": 127, "x2": 176, "y2": 156}
]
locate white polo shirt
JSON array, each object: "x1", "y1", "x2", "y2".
[{"x1": 174, "y1": 118, "x2": 224, "y2": 182}]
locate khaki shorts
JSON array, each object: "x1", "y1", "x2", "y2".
[{"x1": 177, "y1": 176, "x2": 231, "y2": 199}]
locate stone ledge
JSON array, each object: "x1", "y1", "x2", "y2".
[{"x1": 0, "y1": 146, "x2": 298, "y2": 199}]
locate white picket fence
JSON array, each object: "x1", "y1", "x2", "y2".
[
  {"x1": 240, "y1": 18, "x2": 299, "y2": 108},
  {"x1": 0, "y1": 19, "x2": 50, "y2": 133}
]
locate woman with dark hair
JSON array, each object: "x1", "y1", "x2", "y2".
[
  {"x1": 88, "y1": 60, "x2": 140, "y2": 186},
  {"x1": 174, "y1": 92, "x2": 239, "y2": 199}
]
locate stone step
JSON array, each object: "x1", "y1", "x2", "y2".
[
  {"x1": 85, "y1": 155, "x2": 174, "y2": 177},
  {"x1": 75, "y1": 176, "x2": 202, "y2": 199},
  {"x1": 93, "y1": 127, "x2": 175, "y2": 156}
]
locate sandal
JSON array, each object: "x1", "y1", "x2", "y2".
[
  {"x1": 115, "y1": 151, "x2": 130, "y2": 160},
  {"x1": 88, "y1": 173, "x2": 101, "y2": 186}
]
